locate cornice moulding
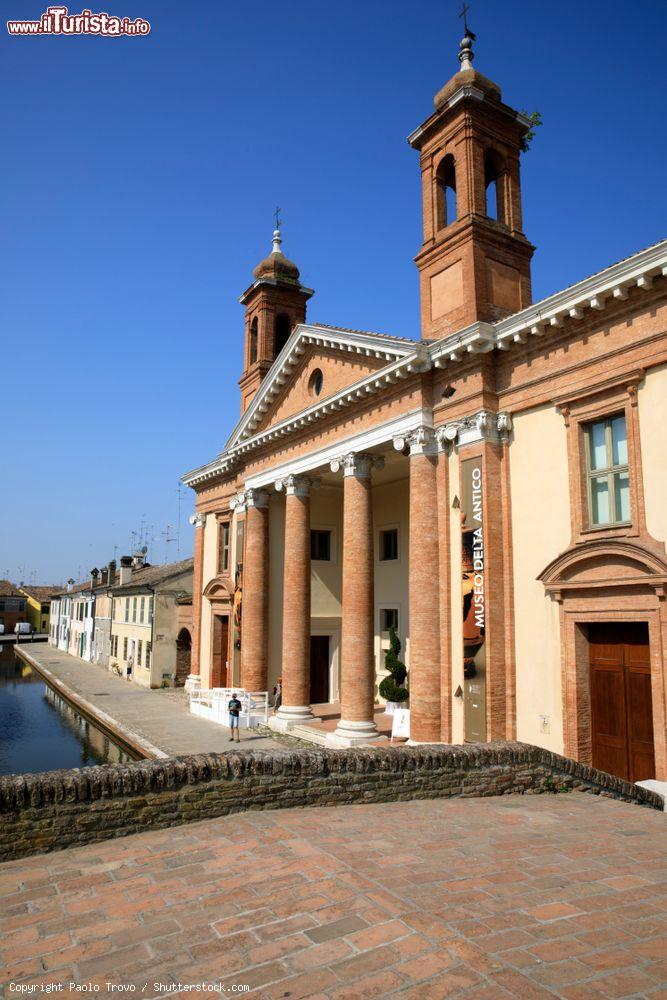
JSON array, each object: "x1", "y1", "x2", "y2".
[{"x1": 181, "y1": 240, "x2": 667, "y2": 490}]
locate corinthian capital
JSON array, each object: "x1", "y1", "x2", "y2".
[
  {"x1": 275, "y1": 474, "x2": 310, "y2": 497},
  {"x1": 229, "y1": 491, "x2": 247, "y2": 512},
  {"x1": 497, "y1": 412, "x2": 513, "y2": 436},
  {"x1": 245, "y1": 488, "x2": 269, "y2": 509},
  {"x1": 407, "y1": 425, "x2": 437, "y2": 456},
  {"x1": 342, "y1": 452, "x2": 373, "y2": 479},
  {"x1": 436, "y1": 423, "x2": 460, "y2": 448}
]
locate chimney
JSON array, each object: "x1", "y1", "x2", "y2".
[
  {"x1": 108, "y1": 560, "x2": 116, "y2": 586},
  {"x1": 131, "y1": 552, "x2": 146, "y2": 569},
  {"x1": 66, "y1": 578, "x2": 75, "y2": 593},
  {"x1": 90, "y1": 568, "x2": 99, "y2": 588},
  {"x1": 119, "y1": 556, "x2": 133, "y2": 586},
  {"x1": 100, "y1": 567, "x2": 109, "y2": 587}
]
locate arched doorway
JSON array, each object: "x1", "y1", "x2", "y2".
[
  {"x1": 175, "y1": 628, "x2": 192, "y2": 687},
  {"x1": 539, "y1": 538, "x2": 667, "y2": 781}
]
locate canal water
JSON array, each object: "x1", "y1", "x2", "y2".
[{"x1": 0, "y1": 643, "x2": 137, "y2": 776}]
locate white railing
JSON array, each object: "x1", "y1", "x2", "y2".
[{"x1": 189, "y1": 687, "x2": 269, "y2": 728}]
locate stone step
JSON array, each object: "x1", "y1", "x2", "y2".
[{"x1": 291, "y1": 724, "x2": 328, "y2": 746}]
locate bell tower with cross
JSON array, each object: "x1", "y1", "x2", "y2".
[
  {"x1": 238, "y1": 210, "x2": 314, "y2": 413},
  {"x1": 408, "y1": 11, "x2": 535, "y2": 338}
]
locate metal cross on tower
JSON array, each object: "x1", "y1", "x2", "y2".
[{"x1": 459, "y1": 2, "x2": 476, "y2": 39}]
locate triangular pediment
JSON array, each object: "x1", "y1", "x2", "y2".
[
  {"x1": 225, "y1": 324, "x2": 414, "y2": 451},
  {"x1": 252, "y1": 345, "x2": 390, "y2": 434}
]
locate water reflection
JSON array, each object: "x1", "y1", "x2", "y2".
[{"x1": 0, "y1": 643, "x2": 137, "y2": 775}]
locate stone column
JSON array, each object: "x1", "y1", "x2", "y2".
[
  {"x1": 401, "y1": 427, "x2": 442, "y2": 743},
  {"x1": 269, "y1": 475, "x2": 315, "y2": 730},
  {"x1": 240, "y1": 489, "x2": 269, "y2": 692},
  {"x1": 332, "y1": 453, "x2": 378, "y2": 746},
  {"x1": 185, "y1": 512, "x2": 206, "y2": 693}
]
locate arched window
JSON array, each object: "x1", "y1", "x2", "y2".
[
  {"x1": 484, "y1": 152, "x2": 505, "y2": 223},
  {"x1": 249, "y1": 317, "x2": 258, "y2": 365},
  {"x1": 274, "y1": 313, "x2": 291, "y2": 357},
  {"x1": 436, "y1": 155, "x2": 457, "y2": 230}
]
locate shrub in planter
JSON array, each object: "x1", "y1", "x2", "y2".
[{"x1": 379, "y1": 625, "x2": 408, "y2": 704}]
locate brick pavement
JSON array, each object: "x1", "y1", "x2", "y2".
[{"x1": 0, "y1": 795, "x2": 665, "y2": 999}]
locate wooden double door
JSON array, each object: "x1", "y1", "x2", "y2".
[{"x1": 588, "y1": 622, "x2": 655, "y2": 783}]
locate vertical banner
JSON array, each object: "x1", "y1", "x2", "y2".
[{"x1": 460, "y1": 457, "x2": 487, "y2": 741}]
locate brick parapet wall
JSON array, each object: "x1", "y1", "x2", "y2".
[{"x1": 0, "y1": 742, "x2": 661, "y2": 862}]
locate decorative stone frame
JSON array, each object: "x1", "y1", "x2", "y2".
[
  {"x1": 553, "y1": 369, "x2": 647, "y2": 545},
  {"x1": 545, "y1": 368, "x2": 667, "y2": 779},
  {"x1": 202, "y1": 578, "x2": 233, "y2": 689},
  {"x1": 539, "y1": 543, "x2": 667, "y2": 781}
]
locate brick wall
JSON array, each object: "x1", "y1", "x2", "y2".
[{"x1": 0, "y1": 743, "x2": 661, "y2": 862}]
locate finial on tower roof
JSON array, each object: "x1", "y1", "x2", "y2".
[
  {"x1": 272, "y1": 206, "x2": 282, "y2": 254},
  {"x1": 458, "y1": 2, "x2": 476, "y2": 71}
]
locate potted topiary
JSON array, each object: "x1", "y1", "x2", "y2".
[{"x1": 379, "y1": 625, "x2": 409, "y2": 714}]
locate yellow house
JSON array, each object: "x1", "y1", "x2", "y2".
[
  {"x1": 19, "y1": 586, "x2": 61, "y2": 634},
  {"x1": 109, "y1": 556, "x2": 194, "y2": 688}
]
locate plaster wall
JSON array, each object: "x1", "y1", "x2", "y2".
[
  {"x1": 639, "y1": 364, "x2": 667, "y2": 544},
  {"x1": 509, "y1": 405, "x2": 570, "y2": 753},
  {"x1": 372, "y1": 478, "x2": 410, "y2": 698}
]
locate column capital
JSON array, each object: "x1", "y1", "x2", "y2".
[
  {"x1": 497, "y1": 412, "x2": 513, "y2": 437},
  {"x1": 330, "y1": 452, "x2": 383, "y2": 478},
  {"x1": 229, "y1": 491, "x2": 247, "y2": 513},
  {"x1": 409, "y1": 426, "x2": 437, "y2": 456},
  {"x1": 435, "y1": 410, "x2": 514, "y2": 449},
  {"x1": 245, "y1": 488, "x2": 269, "y2": 509},
  {"x1": 189, "y1": 512, "x2": 206, "y2": 529},
  {"x1": 344, "y1": 452, "x2": 373, "y2": 478},
  {"x1": 435, "y1": 423, "x2": 460, "y2": 449},
  {"x1": 275, "y1": 474, "x2": 310, "y2": 497}
]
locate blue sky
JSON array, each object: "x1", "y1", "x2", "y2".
[{"x1": 1, "y1": 0, "x2": 665, "y2": 584}]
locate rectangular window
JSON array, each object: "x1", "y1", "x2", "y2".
[
  {"x1": 310, "y1": 529, "x2": 332, "y2": 561},
  {"x1": 146, "y1": 642, "x2": 151, "y2": 669},
  {"x1": 137, "y1": 639, "x2": 143, "y2": 666},
  {"x1": 218, "y1": 521, "x2": 230, "y2": 574},
  {"x1": 148, "y1": 597, "x2": 153, "y2": 622},
  {"x1": 124, "y1": 598, "x2": 129, "y2": 623},
  {"x1": 122, "y1": 637, "x2": 128, "y2": 660},
  {"x1": 586, "y1": 415, "x2": 630, "y2": 526},
  {"x1": 381, "y1": 608, "x2": 399, "y2": 632},
  {"x1": 379, "y1": 528, "x2": 399, "y2": 561},
  {"x1": 140, "y1": 596, "x2": 145, "y2": 624},
  {"x1": 132, "y1": 597, "x2": 137, "y2": 623}
]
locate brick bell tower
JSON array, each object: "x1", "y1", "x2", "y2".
[
  {"x1": 238, "y1": 221, "x2": 314, "y2": 413},
  {"x1": 409, "y1": 28, "x2": 535, "y2": 339}
]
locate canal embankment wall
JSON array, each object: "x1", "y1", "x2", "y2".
[{"x1": 0, "y1": 743, "x2": 662, "y2": 861}]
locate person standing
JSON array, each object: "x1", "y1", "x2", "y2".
[
  {"x1": 228, "y1": 692, "x2": 242, "y2": 742},
  {"x1": 272, "y1": 676, "x2": 282, "y2": 712}
]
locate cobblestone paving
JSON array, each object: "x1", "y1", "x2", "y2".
[{"x1": 0, "y1": 795, "x2": 665, "y2": 999}]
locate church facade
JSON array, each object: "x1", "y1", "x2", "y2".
[{"x1": 183, "y1": 34, "x2": 667, "y2": 783}]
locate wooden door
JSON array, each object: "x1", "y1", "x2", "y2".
[
  {"x1": 309, "y1": 635, "x2": 330, "y2": 704},
  {"x1": 211, "y1": 615, "x2": 229, "y2": 688},
  {"x1": 588, "y1": 622, "x2": 655, "y2": 783}
]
